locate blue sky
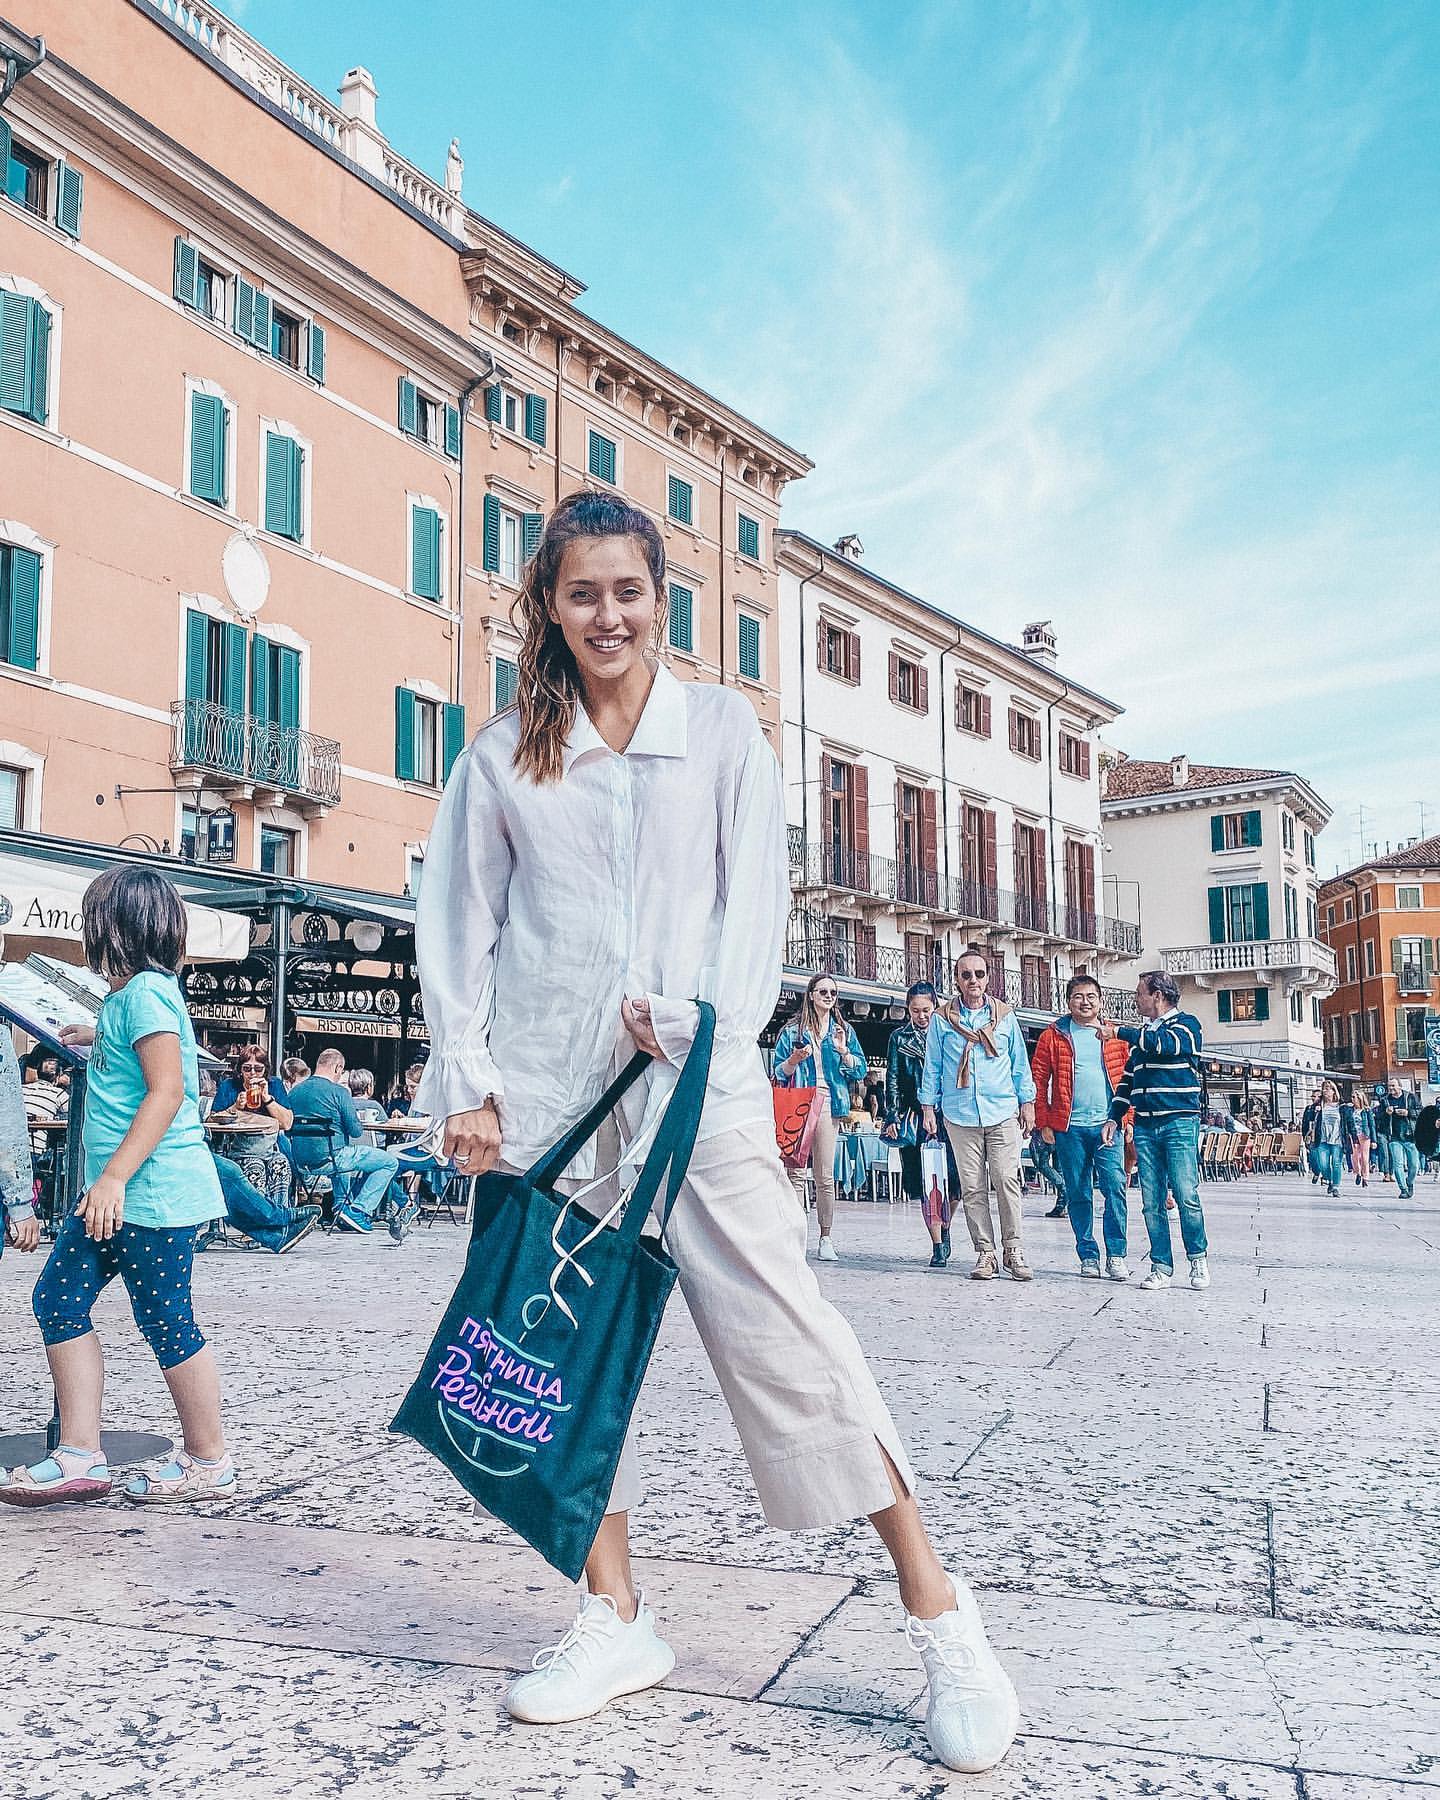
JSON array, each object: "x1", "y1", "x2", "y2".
[{"x1": 228, "y1": 0, "x2": 1438, "y2": 872}]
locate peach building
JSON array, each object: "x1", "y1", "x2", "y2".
[{"x1": 0, "y1": 0, "x2": 808, "y2": 906}]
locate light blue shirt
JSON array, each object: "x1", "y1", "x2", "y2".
[
  {"x1": 918, "y1": 1004, "x2": 1035, "y2": 1128},
  {"x1": 1068, "y1": 1023, "x2": 1110, "y2": 1128},
  {"x1": 84, "y1": 971, "x2": 224, "y2": 1228}
]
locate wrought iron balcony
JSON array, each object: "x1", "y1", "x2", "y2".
[
  {"x1": 171, "y1": 699, "x2": 341, "y2": 812},
  {"x1": 1020, "y1": 965, "x2": 1054, "y2": 1011},
  {"x1": 1104, "y1": 916, "x2": 1143, "y2": 956},
  {"x1": 1101, "y1": 986, "x2": 1141, "y2": 1026}
]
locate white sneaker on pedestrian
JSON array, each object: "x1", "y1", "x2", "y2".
[
  {"x1": 1138, "y1": 1267, "x2": 1172, "y2": 1291},
  {"x1": 1189, "y1": 1255, "x2": 1210, "y2": 1290},
  {"x1": 505, "y1": 1591, "x2": 675, "y2": 1724},
  {"x1": 1105, "y1": 1256, "x2": 1130, "y2": 1282},
  {"x1": 905, "y1": 1576, "x2": 1019, "y2": 1773},
  {"x1": 1079, "y1": 1260, "x2": 1101, "y2": 1280},
  {"x1": 817, "y1": 1236, "x2": 838, "y2": 1262}
]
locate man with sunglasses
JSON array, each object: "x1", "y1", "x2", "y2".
[{"x1": 920, "y1": 948, "x2": 1036, "y2": 1281}]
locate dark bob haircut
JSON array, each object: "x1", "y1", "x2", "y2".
[{"x1": 82, "y1": 865, "x2": 187, "y2": 980}]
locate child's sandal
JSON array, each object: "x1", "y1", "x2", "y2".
[
  {"x1": 0, "y1": 1447, "x2": 112, "y2": 1507},
  {"x1": 124, "y1": 1449, "x2": 237, "y2": 1503}
]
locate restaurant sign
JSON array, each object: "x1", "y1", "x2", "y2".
[
  {"x1": 294, "y1": 1012, "x2": 402, "y2": 1040},
  {"x1": 190, "y1": 1003, "x2": 266, "y2": 1026}
]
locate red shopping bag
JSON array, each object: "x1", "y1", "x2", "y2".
[{"x1": 773, "y1": 1084, "x2": 823, "y2": 1170}]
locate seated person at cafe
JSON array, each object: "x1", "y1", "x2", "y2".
[
  {"x1": 345, "y1": 1068, "x2": 388, "y2": 1146},
  {"x1": 285, "y1": 1048, "x2": 400, "y2": 1234},
  {"x1": 201, "y1": 1154, "x2": 320, "y2": 1255},
  {"x1": 211, "y1": 1043, "x2": 294, "y2": 1205},
  {"x1": 280, "y1": 1055, "x2": 310, "y2": 1091},
  {"x1": 387, "y1": 1058, "x2": 452, "y2": 1207}
]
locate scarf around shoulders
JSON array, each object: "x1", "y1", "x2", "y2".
[{"x1": 937, "y1": 995, "x2": 1013, "y2": 1091}]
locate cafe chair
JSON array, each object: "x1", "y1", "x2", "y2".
[{"x1": 286, "y1": 1118, "x2": 342, "y2": 1225}]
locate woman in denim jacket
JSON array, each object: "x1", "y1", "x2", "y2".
[{"x1": 772, "y1": 972, "x2": 865, "y2": 1262}]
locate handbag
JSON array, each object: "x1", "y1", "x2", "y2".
[
  {"x1": 390, "y1": 1003, "x2": 714, "y2": 1581},
  {"x1": 773, "y1": 1083, "x2": 824, "y2": 1170}
]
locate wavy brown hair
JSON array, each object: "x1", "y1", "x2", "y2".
[{"x1": 511, "y1": 490, "x2": 667, "y2": 784}]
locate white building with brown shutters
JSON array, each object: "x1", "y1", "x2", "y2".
[{"x1": 774, "y1": 531, "x2": 1136, "y2": 1050}]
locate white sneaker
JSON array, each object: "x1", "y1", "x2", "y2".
[
  {"x1": 1079, "y1": 1260, "x2": 1101, "y2": 1280},
  {"x1": 1138, "y1": 1267, "x2": 1172, "y2": 1291},
  {"x1": 817, "y1": 1236, "x2": 838, "y2": 1261},
  {"x1": 1189, "y1": 1255, "x2": 1210, "y2": 1290},
  {"x1": 906, "y1": 1576, "x2": 1019, "y2": 1773},
  {"x1": 1105, "y1": 1256, "x2": 1130, "y2": 1282},
  {"x1": 504, "y1": 1591, "x2": 675, "y2": 1724}
]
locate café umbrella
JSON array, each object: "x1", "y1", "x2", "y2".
[{"x1": 0, "y1": 850, "x2": 249, "y2": 963}]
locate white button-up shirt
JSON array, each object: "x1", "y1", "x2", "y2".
[{"x1": 414, "y1": 665, "x2": 789, "y2": 1175}]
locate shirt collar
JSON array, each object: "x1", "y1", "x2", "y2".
[{"x1": 563, "y1": 664, "x2": 689, "y2": 772}]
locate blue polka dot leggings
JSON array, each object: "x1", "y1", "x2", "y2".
[{"x1": 33, "y1": 1212, "x2": 206, "y2": 1370}]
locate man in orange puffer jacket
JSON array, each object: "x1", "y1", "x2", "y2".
[{"x1": 1031, "y1": 974, "x2": 1133, "y2": 1281}]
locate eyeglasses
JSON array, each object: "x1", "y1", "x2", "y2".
[{"x1": 240, "y1": 1063, "x2": 265, "y2": 1072}]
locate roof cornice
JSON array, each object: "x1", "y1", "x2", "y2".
[{"x1": 1103, "y1": 773, "x2": 1332, "y2": 829}]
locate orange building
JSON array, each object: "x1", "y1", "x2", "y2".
[
  {"x1": 1318, "y1": 836, "x2": 1440, "y2": 1093},
  {"x1": 0, "y1": 0, "x2": 808, "y2": 898}
]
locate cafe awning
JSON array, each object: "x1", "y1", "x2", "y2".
[{"x1": 0, "y1": 849, "x2": 250, "y2": 962}]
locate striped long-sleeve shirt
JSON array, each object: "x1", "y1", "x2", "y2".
[{"x1": 1108, "y1": 1009, "x2": 1203, "y2": 1125}]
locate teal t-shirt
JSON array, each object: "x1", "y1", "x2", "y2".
[
  {"x1": 1069, "y1": 1024, "x2": 1110, "y2": 1128},
  {"x1": 83, "y1": 970, "x2": 224, "y2": 1229}
]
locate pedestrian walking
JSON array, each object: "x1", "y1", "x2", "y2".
[
  {"x1": 1031, "y1": 974, "x2": 1133, "y2": 1281},
  {"x1": 413, "y1": 491, "x2": 1017, "y2": 1772},
  {"x1": 772, "y1": 975, "x2": 867, "y2": 1262},
  {"x1": 1341, "y1": 1088, "x2": 1375, "y2": 1188},
  {"x1": 883, "y1": 981, "x2": 959, "y2": 1269},
  {"x1": 919, "y1": 946, "x2": 1037, "y2": 1282},
  {"x1": 1304, "y1": 1079, "x2": 1345, "y2": 1196},
  {"x1": 1377, "y1": 1077, "x2": 1421, "y2": 1198},
  {"x1": 1102, "y1": 971, "x2": 1209, "y2": 1292},
  {"x1": 1, "y1": 866, "x2": 234, "y2": 1506}
]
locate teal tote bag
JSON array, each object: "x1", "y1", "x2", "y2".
[{"x1": 390, "y1": 1003, "x2": 714, "y2": 1580}]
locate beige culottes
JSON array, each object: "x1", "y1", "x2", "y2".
[{"x1": 545, "y1": 1114, "x2": 915, "y2": 1531}]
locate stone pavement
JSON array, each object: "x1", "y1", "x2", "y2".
[{"x1": 1, "y1": 1168, "x2": 1437, "y2": 1798}]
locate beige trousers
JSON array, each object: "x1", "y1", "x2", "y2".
[
  {"x1": 944, "y1": 1115, "x2": 1025, "y2": 1255},
  {"x1": 547, "y1": 1115, "x2": 915, "y2": 1530},
  {"x1": 787, "y1": 1104, "x2": 838, "y2": 1234}
]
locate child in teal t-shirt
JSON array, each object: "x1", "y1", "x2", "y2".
[{"x1": 1, "y1": 866, "x2": 234, "y2": 1509}]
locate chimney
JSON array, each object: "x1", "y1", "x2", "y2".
[
  {"x1": 1021, "y1": 620, "x2": 1057, "y2": 668},
  {"x1": 833, "y1": 534, "x2": 864, "y2": 562},
  {"x1": 338, "y1": 67, "x2": 387, "y2": 177},
  {"x1": 1170, "y1": 754, "x2": 1189, "y2": 788}
]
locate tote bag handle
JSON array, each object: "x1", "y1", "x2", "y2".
[{"x1": 617, "y1": 1001, "x2": 715, "y2": 1244}]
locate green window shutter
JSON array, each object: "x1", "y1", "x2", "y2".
[
  {"x1": 250, "y1": 635, "x2": 271, "y2": 724},
  {"x1": 251, "y1": 288, "x2": 272, "y2": 352},
  {"x1": 588, "y1": 430, "x2": 616, "y2": 483},
  {"x1": 306, "y1": 322, "x2": 326, "y2": 384},
  {"x1": 0, "y1": 297, "x2": 50, "y2": 425},
  {"x1": 173, "y1": 238, "x2": 200, "y2": 309},
  {"x1": 1211, "y1": 815, "x2": 1224, "y2": 853},
  {"x1": 411, "y1": 505, "x2": 441, "y2": 600},
  {"x1": 667, "y1": 583, "x2": 693, "y2": 653},
  {"x1": 1254, "y1": 987, "x2": 1270, "y2": 1023},
  {"x1": 442, "y1": 702, "x2": 466, "y2": 779},
  {"x1": 524, "y1": 393, "x2": 547, "y2": 445},
  {"x1": 1217, "y1": 991, "x2": 1232, "y2": 1024},
  {"x1": 738, "y1": 512, "x2": 761, "y2": 560},
  {"x1": 24, "y1": 298, "x2": 49, "y2": 426},
  {"x1": 495, "y1": 656, "x2": 518, "y2": 710},
  {"x1": 221, "y1": 621, "x2": 246, "y2": 715},
  {"x1": 277, "y1": 644, "x2": 301, "y2": 731},
  {"x1": 184, "y1": 609, "x2": 210, "y2": 702},
  {"x1": 668, "y1": 475, "x2": 692, "y2": 524},
  {"x1": 189, "y1": 392, "x2": 228, "y2": 505},
  {"x1": 1207, "y1": 886, "x2": 1226, "y2": 945},
  {"x1": 398, "y1": 377, "x2": 419, "y2": 437},
  {"x1": 55, "y1": 161, "x2": 83, "y2": 238},
  {"x1": 4, "y1": 548, "x2": 41, "y2": 671},
  {"x1": 1244, "y1": 810, "x2": 1262, "y2": 847},
  {"x1": 444, "y1": 403, "x2": 461, "y2": 459},
  {"x1": 1252, "y1": 882, "x2": 1270, "y2": 940},
  {"x1": 233, "y1": 277, "x2": 257, "y2": 344},
  {"x1": 482, "y1": 493, "x2": 501, "y2": 573},
  {"x1": 521, "y1": 511, "x2": 543, "y2": 563},
  {"x1": 0, "y1": 119, "x2": 10, "y2": 176},
  {"x1": 394, "y1": 686, "x2": 417, "y2": 781},
  {"x1": 484, "y1": 383, "x2": 502, "y2": 425},
  {"x1": 264, "y1": 434, "x2": 303, "y2": 541},
  {"x1": 738, "y1": 613, "x2": 761, "y2": 682}
]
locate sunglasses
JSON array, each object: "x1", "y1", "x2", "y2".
[
  {"x1": 958, "y1": 970, "x2": 988, "y2": 981},
  {"x1": 814, "y1": 988, "x2": 837, "y2": 998}
]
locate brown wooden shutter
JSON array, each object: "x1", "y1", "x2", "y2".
[
  {"x1": 816, "y1": 617, "x2": 826, "y2": 671},
  {"x1": 1081, "y1": 841, "x2": 1096, "y2": 915},
  {"x1": 1080, "y1": 740, "x2": 1092, "y2": 779},
  {"x1": 979, "y1": 694, "x2": 992, "y2": 738},
  {"x1": 888, "y1": 651, "x2": 899, "y2": 703},
  {"x1": 849, "y1": 630, "x2": 861, "y2": 683},
  {"x1": 1008, "y1": 707, "x2": 1019, "y2": 752},
  {"x1": 856, "y1": 921, "x2": 877, "y2": 982},
  {"x1": 954, "y1": 681, "x2": 964, "y2": 728},
  {"x1": 983, "y1": 810, "x2": 998, "y2": 915},
  {"x1": 920, "y1": 788, "x2": 938, "y2": 874},
  {"x1": 820, "y1": 752, "x2": 833, "y2": 848},
  {"x1": 852, "y1": 762, "x2": 870, "y2": 863},
  {"x1": 1013, "y1": 830, "x2": 1026, "y2": 901},
  {"x1": 917, "y1": 663, "x2": 929, "y2": 712},
  {"x1": 1035, "y1": 828, "x2": 1048, "y2": 909}
]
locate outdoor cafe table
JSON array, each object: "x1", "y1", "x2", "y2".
[{"x1": 836, "y1": 1129, "x2": 886, "y2": 1197}]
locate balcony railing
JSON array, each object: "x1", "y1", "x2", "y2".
[
  {"x1": 1105, "y1": 916, "x2": 1143, "y2": 956},
  {"x1": 1101, "y1": 987, "x2": 1141, "y2": 1026},
  {"x1": 1020, "y1": 965, "x2": 1054, "y2": 1011},
  {"x1": 1393, "y1": 1036, "x2": 1428, "y2": 1063},
  {"x1": 1161, "y1": 938, "x2": 1338, "y2": 982},
  {"x1": 171, "y1": 700, "x2": 341, "y2": 810}
]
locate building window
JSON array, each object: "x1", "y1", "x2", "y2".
[
  {"x1": 1058, "y1": 732, "x2": 1091, "y2": 779},
  {"x1": 1362, "y1": 889, "x2": 1374, "y2": 913},
  {"x1": 1311, "y1": 997, "x2": 1321, "y2": 1030},
  {"x1": 1290, "y1": 990, "x2": 1304, "y2": 1024},
  {"x1": 494, "y1": 656, "x2": 519, "y2": 711},
  {"x1": 501, "y1": 318, "x2": 525, "y2": 345},
  {"x1": 3, "y1": 140, "x2": 48, "y2": 218},
  {"x1": 395, "y1": 687, "x2": 464, "y2": 787},
  {"x1": 737, "y1": 612, "x2": 762, "y2": 683},
  {"x1": 1282, "y1": 812, "x2": 1296, "y2": 851},
  {"x1": 398, "y1": 378, "x2": 459, "y2": 457},
  {"x1": 588, "y1": 429, "x2": 618, "y2": 485},
  {"x1": 667, "y1": 475, "x2": 694, "y2": 525},
  {"x1": 187, "y1": 388, "x2": 231, "y2": 508},
  {"x1": 1209, "y1": 881, "x2": 1270, "y2": 944},
  {"x1": 593, "y1": 373, "x2": 614, "y2": 402},
  {"x1": 260, "y1": 824, "x2": 298, "y2": 876},
  {"x1": 956, "y1": 683, "x2": 991, "y2": 737},
  {"x1": 1303, "y1": 828, "x2": 1316, "y2": 868},
  {"x1": 1397, "y1": 884, "x2": 1423, "y2": 910},
  {"x1": 1344, "y1": 944, "x2": 1357, "y2": 983},
  {"x1": 1364, "y1": 1007, "x2": 1380, "y2": 1047},
  {"x1": 667, "y1": 583, "x2": 694, "y2": 654},
  {"x1": 671, "y1": 420, "x2": 690, "y2": 446},
  {"x1": 409, "y1": 502, "x2": 444, "y2": 602},
  {"x1": 888, "y1": 652, "x2": 927, "y2": 712},
  {"x1": 1213, "y1": 810, "x2": 1263, "y2": 852},
  {"x1": 817, "y1": 619, "x2": 859, "y2": 683},
  {"x1": 267, "y1": 306, "x2": 301, "y2": 369},
  {"x1": 1343, "y1": 897, "x2": 1353, "y2": 920},
  {"x1": 0, "y1": 290, "x2": 52, "y2": 426},
  {"x1": 1283, "y1": 882, "x2": 1299, "y2": 938},
  {"x1": 406, "y1": 850, "x2": 425, "y2": 897},
  {"x1": 1217, "y1": 987, "x2": 1268, "y2": 1024},
  {"x1": 1306, "y1": 895, "x2": 1317, "y2": 937},
  {"x1": 737, "y1": 512, "x2": 761, "y2": 561},
  {"x1": 0, "y1": 763, "x2": 26, "y2": 829},
  {"x1": 1393, "y1": 936, "x2": 1433, "y2": 992},
  {"x1": 0, "y1": 542, "x2": 42, "y2": 672},
  {"x1": 262, "y1": 430, "x2": 305, "y2": 542},
  {"x1": 1008, "y1": 707, "x2": 1041, "y2": 760}
]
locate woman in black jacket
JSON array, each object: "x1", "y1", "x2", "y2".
[{"x1": 885, "y1": 982, "x2": 959, "y2": 1270}]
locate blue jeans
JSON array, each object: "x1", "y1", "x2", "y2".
[
  {"x1": 1390, "y1": 1140, "x2": 1421, "y2": 1197},
  {"x1": 1312, "y1": 1142, "x2": 1344, "y2": 1191},
  {"x1": 1053, "y1": 1124, "x2": 1128, "y2": 1263},
  {"x1": 1029, "y1": 1134, "x2": 1061, "y2": 1196},
  {"x1": 1133, "y1": 1117, "x2": 1207, "y2": 1271},
  {"x1": 213, "y1": 1152, "x2": 290, "y2": 1241},
  {"x1": 325, "y1": 1145, "x2": 400, "y2": 1218},
  {"x1": 1372, "y1": 1138, "x2": 1391, "y2": 1176}
]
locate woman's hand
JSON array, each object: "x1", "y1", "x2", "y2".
[
  {"x1": 443, "y1": 1101, "x2": 502, "y2": 1178},
  {"x1": 621, "y1": 996, "x2": 662, "y2": 1058},
  {"x1": 5, "y1": 1215, "x2": 40, "y2": 1253},
  {"x1": 59, "y1": 1023, "x2": 95, "y2": 1049},
  {"x1": 881, "y1": 1122, "x2": 898, "y2": 1142},
  {"x1": 79, "y1": 1172, "x2": 126, "y2": 1242}
]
